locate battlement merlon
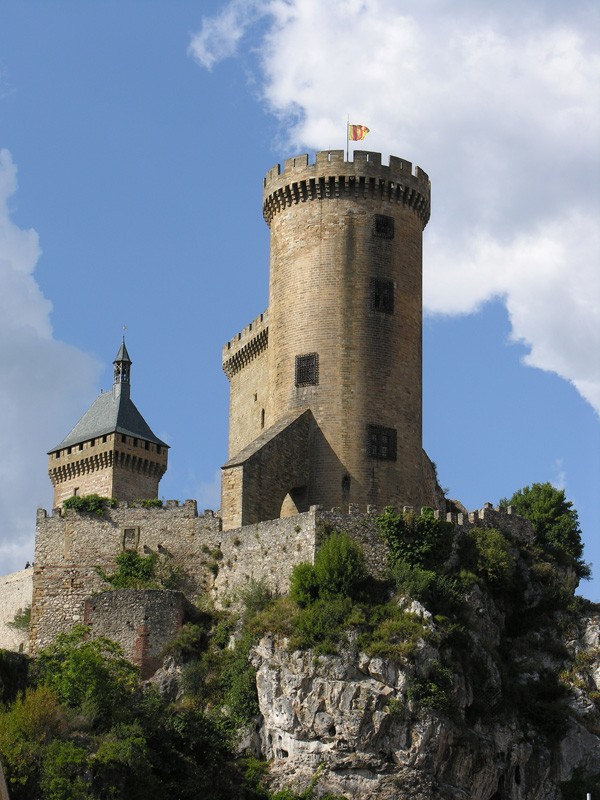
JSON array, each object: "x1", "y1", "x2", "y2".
[
  {"x1": 222, "y1": 310, "x2": 269, "y2": 377},
  {"x1": 262, "y1": 150, "x2": 431, "y2": 228}
]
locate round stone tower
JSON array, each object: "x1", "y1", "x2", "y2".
[{"x1": 261, "y1": 149, "x2": 436, "y2": 512}]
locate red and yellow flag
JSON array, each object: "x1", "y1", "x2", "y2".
[{"x1": 348, "y1": 124, "x2": 370, "y2": 141}]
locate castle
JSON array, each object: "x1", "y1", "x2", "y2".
[{"x1": 2, "y1": 151, "x2": 521, "y2": 674}]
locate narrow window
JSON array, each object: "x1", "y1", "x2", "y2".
[
  {"x1": 121, "y1": 435, "x2": 126, "y2": 443},
  {"x1": 295, "y1": 353, "x2": 319, "y2": 387},
  {"x1": 102, "y1": 435, "x2": 107, "y2": 443},
  {"x1": 78, "y1": 443, "x2": 83, "y2": 451},
  {"x1": 261, "y1": 408, "x2": 265, "y2": 429},
  {"x1": 157, "y1": 445, "x2": 161, "y2": 455},
  {"x1": 73, "y1": 488, "x2": 79, "y2": 497},
  {"x1": 370, "y1": 279, "x2": 394, "y2": 314},
  {"x1": 132, "y1": 438, "x2": 137, "y2": 447},
  {"x1": 367, "y1": 424, "x2": 397, "y2": 460},
  {"x1": 122, "y1": 527, "x2": 140, "y2": 551},
  {"x1": 372, "y1": 214, "x2": 394, "y2": 239},
  {"x1": 90, "y1": 439, "x2": 95, "y2": 447}
]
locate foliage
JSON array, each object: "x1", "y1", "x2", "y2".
[
  {"x1": 0, "y1": 686, "x2": 67, "y2": 797},
  {"x1": 8, "y1": 605, "x2": 31, "y2": 632},
  {"x1": 459, "y1": 527, "x2": 517, "y2": 589},
  {"x1": 407, "y1": 661, "x2": 455, "y2": 713},
  {"x1": 291, "y1": 596, "x2": 353, "y2": 654},
  {"x1": 39, "y1": 740, "x2": 91, "y2": 800},
  {"x1": 503, "y1": 482, "x2": 589, "y2": 578},
  {"x1": 131, "y1": 498, "x2": 163, "y2": 509},
  {"x1": 32, "y1": 626, "x2": 139, "y2": 728},
  {"x1": 239, "y1": 578, "x2": 273, "y2": 619},
  {"x1": 0, "y1": 649, "x2": 29, "y2": 705},
  {"x1": 96, "y1": 550, "x2": 159, "y2": 589},
  {"x1": 313, "y1": 532, "x2": 366, "y2": 599},
  {"x1": 63, "y1": 494, "x2": 116, "y2": 515},
  {"x1": 376, "y1": 506, "x2": 454, "y2": 571},
  {"x1": 290, "y1": 563, "x2": 320, "y2": 608},
  {"x1": 290, "y1": 532, "x2": 366, "y2": 609},
  {"x1": 356, "y1": 603, "x2": 428, "y2": 661},
  {"x1": 163, "y1": 623, "x2": 208, "y2": 663}
]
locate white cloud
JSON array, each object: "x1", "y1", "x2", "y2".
[
  {"x1": 188, "y1": 0, "x2": 264, "y2": 70},
  {"x1": 192, "y1": 0, "x2": 600, "y2": 415},
  {"x1": 0, "y1": 150, "x2": 101, "y2": 574}
]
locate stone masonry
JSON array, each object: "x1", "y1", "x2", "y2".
[
  {"x1": 28, "y1": 500, "x2": 532, "y2": 664},
  {"x1": 221, "y1": 151, "x2": 443, "y2": 529}
]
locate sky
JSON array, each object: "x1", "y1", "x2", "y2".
[{"x1": 0, "y1": 1, "x2": 599, "y2": 595}]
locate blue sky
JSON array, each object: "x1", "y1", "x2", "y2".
[{"x1": 1, "y1": 1, "x2": 599, "y2": 596}]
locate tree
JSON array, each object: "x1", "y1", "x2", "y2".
[
  {"x1": 504, "y1": 483, "x2": 589, "y2": 579},
  {"x1": 33, "y1": 626, "x2": 139, "y2": 728}
]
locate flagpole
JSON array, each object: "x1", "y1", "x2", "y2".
[{"x1": 346, "y1": 114, "x2": 349, "y2": 161}]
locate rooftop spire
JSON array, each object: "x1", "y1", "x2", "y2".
[{"x1": 113, "y1": 338, "x2": 131, "y2": 398}]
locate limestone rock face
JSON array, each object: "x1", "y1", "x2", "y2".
[{"x1": 250, "y1": 621, "x2": 600, "y2": 800}]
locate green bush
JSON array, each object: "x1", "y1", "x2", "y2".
[
  {"x1": 32, "y1": 626, "x2": 139, "y2": 728},
  {"x1": 292, "y1": 596, "x2": 352, "y2": 653},
  {"x1": 97, "y1": 550, "x2": 159, "y2": 589},
  {"x1": 0, "y1": 685, "x2": 67, "y2": 797},
  {"x1": 290, "y1": 563, "x2": 320, "y2": 608},
  {"x1": 63, "y1": 494, "x2": 116, "y2": 515},
  {"x1": 239, "y1": 578, "x2": 273, "y2": 619},
  {"x1": 407, "y1": 661, "x2": 455, "y2": 713},
  {"x1": 377, "y1": 507, "x2": 454, "y2": 571},
  {"x1": 39, "y1": 740, "x2": 90, "y2": 800},
  {"x1": 471, "y1": 527, "x2": 516, "y2": 588},
  {"x1": 290, "y1": 532, "x2": 366, "y2": 610},
  {"x1": 313, "y1": 532, "x2": 366, "y2": 599},
  {"x1": 357, "y1": 603, "x2": 427, "y2": 661}
]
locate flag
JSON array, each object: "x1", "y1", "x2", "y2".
[{"x1": 348, "y1": 124, "x2": 370, "y2": 141}]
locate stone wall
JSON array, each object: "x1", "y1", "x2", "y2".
[
  {"x1": 221, "y1": 408, "x2": 313, "y2": 529},
  {"x1": 222, "y1": 311, "x2": 270, "y2": 460},
  {"x1": 84, "y1": 589, "x2": 186, "y2": 679},
  {"x1": 31, "y1": 500, "x2": 221, "y2": 651},
  {"x1": 0, "y1": 569, "x2": 33, "y2": 653},
  {"x1": 213, "y1": 508, "x2": 319, "y2": 602},
  {"x1": 29, "y1": 499, "x2": 535, "y2": 662}
]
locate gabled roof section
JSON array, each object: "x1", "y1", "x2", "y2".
[{"x1": 48, "y1": 391, "x2": 169, "y2": 453}]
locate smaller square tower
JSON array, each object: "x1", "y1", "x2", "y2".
[{"x1": 47, "y1": 340, "x2": 168, "y2": 506}]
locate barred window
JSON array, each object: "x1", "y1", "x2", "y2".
[
  {"x1": 372, "y1": 214, "x2": 395, "y2": 239},
  {"x1": 295, "y1": 353, "x2": 319, "y2": 387},
  {"x1": 370, "y1": 279, "x2": 394, "y2": 314},
  {"x1": 367, "y1": 424, "x2": 397, "y2": 460}
]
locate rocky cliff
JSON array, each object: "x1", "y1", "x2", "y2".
[{"x1": 250, "y1": 608, "x2": 600, "y2": 800}]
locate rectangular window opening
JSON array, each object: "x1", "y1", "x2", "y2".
[
  {"x1": 295, "y1": 353, "x2": 319, "y2": 387},
  {"x1": 370, "y1": 279, "x2": 394, "y2": 314},
  {"x1": 367, "y1": 424, "x2": 397, "y2": 460},
  {"x1": 372, "y1": 214, "x2": 395, "y2": 239}
]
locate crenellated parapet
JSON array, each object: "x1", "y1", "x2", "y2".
[
  {"x1": 222, "y1": 310, "x2": 269, "y2": 379},
  {"x1": 263, "y1": 150, "x2": 430, "y2": 228}
]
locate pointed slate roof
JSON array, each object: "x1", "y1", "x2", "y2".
[
  {"x1": 114, "y1": 339, "x2": 131, "y2": 363},
  {"x1": 48, "y1": 392, "x2": 168, "y2": 453},
  {"x1": 48, "y1": 340, "x2": 168, "y2": 453}
]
